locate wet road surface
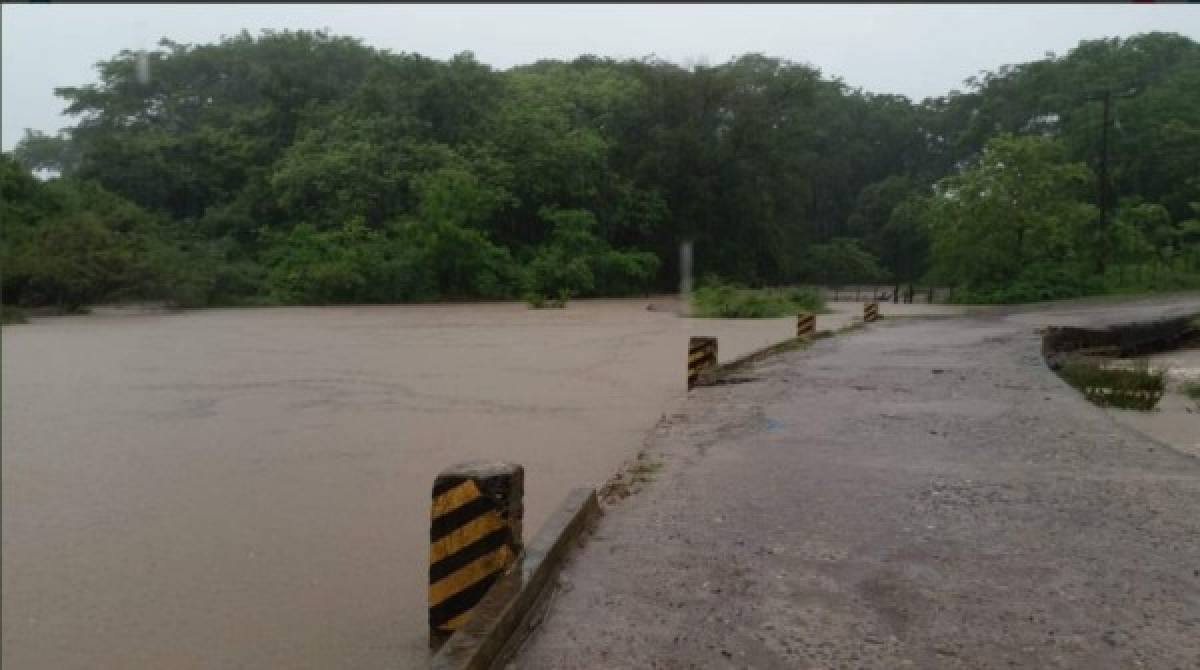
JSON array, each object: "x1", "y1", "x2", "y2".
[{"x1": 514, "y1": 295, "x2": 1200, "y2": 669}]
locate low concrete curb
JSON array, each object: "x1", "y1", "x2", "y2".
[
  {"x1": 712, "y1": 336, "x2": 809, "y2": 378},
  {"x1": 1042, "y1": 312, "x2": 1199, "y2": 369},
  {"x1": 431, "y1": 488, "x2": 601, "y2": 670},
  {"x1": 699, "y1": 311, "x2": 965, "y2": 386},
  {"x1": 697, "y1": 331, "x2": 831, "y2": 385}
]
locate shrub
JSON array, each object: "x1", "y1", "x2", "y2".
[
  {"x1": 524, "y1": 289, "x2": 569, "y2": 309},
  {"x1": 777, "y1": 286, "x2": 825, "y2": 313},
  {"x1": 1, "y1": 305, "x2": 28, "y2": 324},
  {"x1": 691, "y1": 278, "x2": 826, "y2": 318}
]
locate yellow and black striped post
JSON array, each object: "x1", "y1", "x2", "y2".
[
  {"x1": 863, "y1": 301, "x2": 880, "y2": 323},
  {"x1": 429, "y1": 462, "x2": 523, "y2": 646},
  {"x1": 796, "y1": 312, "x2": 816, "y2": 338},
  {"x1": 688, "y1": 336, "x2": 718, "y2": 389}
]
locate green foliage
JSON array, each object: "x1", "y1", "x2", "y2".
[
  {"x1": 11, "y1": 130, "x2": 78, "y2": 176},
  {"x1": 925, "y1": 135, "x2": 1106, "y2": 302},
  {"x1": 691, "y1": 278, "x2": 826, "y2": 318},
  {"x1": 262, "y1": 221, "x2": 438, "y2": 304},
  {"x1": 1058, "y1": 357, "x2": 1165, "y2": 410},
  {"x1": 877, "y1": 195, "x2": 932, "y2": 283},
  {"x1": 1, "y1": 155, "x2": 184, "y2": 310},
  {"x1": 802, "y1": 238, "x2": 890, "y2": 285},
  {"x1": 154, "y1": 238, "x2": 267, "y2": 308},
  {"x1": 1, "y1": 305, "x2": 28, "y2": 324},
  {"x1": 777, "y1": 286, "x2": 826, "y2": 313},
  {"x1": 524, "y1": 208, "x2": 659, "y2": 299},
  {"x1": 5, "y1": 30, "x2": 1199, "y2": 310},
  {"x1": 524, "y1": 289, "x2": 570, "y2": 309},
  {"x1": 849, "y1": 176, "x2": 922, "y2": 276},
  {"x1": 1183, "y1": 381, "x2": 1200, "y2": 405}
]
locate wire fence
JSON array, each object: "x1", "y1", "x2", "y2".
[{"x1": 819, "y1": 285, "x2": 955, "y2": 304}]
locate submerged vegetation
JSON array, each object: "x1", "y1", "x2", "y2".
[
  {"x1": 691, "y1": 279, "x2": 825, "y2": 318},
  {"x1": 3, "y1": 30, "x2": 1199, "y2": 311},
  {"x1": 1058, "y1": 357, "x2": 1166, "y2": 410}
]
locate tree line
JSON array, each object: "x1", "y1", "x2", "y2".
[{"x1": 3, "y1": 29, "x2": 1198, "y2": 311}]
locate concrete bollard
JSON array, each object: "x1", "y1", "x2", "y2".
[
  {"x1": 429, "y1": 461, "x2": 523, "y2": 647},
  {"x1": 688, "y1": 336, "x2": 718, "y2": 389},
  {"x1": 796, "y1": 313, "x2": 816, "y2": 338},
  {"x1": 863, "y1": 301, "x2": 880, "y2": 323}
]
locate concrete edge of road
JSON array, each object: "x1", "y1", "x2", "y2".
[
  {"x1": 700, "y1": 316, "x2": 879, "y2": 384},
  {"x1": 710, "y1": 336, "x2": 813, "y2": 381},
  {"x1": 431, "y1": 487, "x2": 601, "y2": 670}
]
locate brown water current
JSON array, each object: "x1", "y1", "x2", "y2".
[{"x1": 4, "y1": 298, "x2": 960, "y2": 669}]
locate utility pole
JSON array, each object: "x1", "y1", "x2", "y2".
[
  {"x1": 1098, "y1": 90, "x2": 1113, "y2": 234},
  {"x1": 1087, "y1": 86, "x2": 1136, "y2": 274}
]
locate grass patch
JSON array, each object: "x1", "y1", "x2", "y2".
[
  {"x1": 1, "y1": 305, "x2": 28, "y2": 325},
  {"x1": 1058, "y1": 356, "x2": 1165, "y2": 410},
  {"x1": 691, "y1": 280, "x2": 825, "y2": 318},
  {"x1": 628, "y1": 456, "x2": 663, "y2": 484},
  {"x1": 1183, "y1": 381, "x2": 1200, "y2": 406},
  {"x1": 599, "y1": 450, "x2": 665, "y2": 502},
  {"x1": 524, "y1": 290, "x2": 570, "y2": 309}
]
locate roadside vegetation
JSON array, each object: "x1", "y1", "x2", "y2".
[
  {"x1": 1183, "y1": 381, "x2": 1200, "y2": 406},
  {"x1": 1, "y1": 305, "x2": 28, "y2": 325},
  {"x1": 690, "y1": 278, "x2": 825, "y2": 318},
  {"x1": 1058, "y1": 357, "x2": 1166, "y2": 410},
  {"x1": 3, "y1": 31, "x2": 1199, "y2": 312}
]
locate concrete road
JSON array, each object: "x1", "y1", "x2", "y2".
[{"x1": 513, "y1": 295, "x2": 1200, "y2": 669}]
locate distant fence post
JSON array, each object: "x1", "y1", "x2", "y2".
[
  {"x1": 429, "y1": 462, "x2": 524, "y2": 648},
  {"x1": 796, "y1": 313, "x2": 816, "y2": 338},
  {"x1": 688, "y1": 336, "x2": 718, "y2": 389},
  {"x1": 863, "y1": 301, "x2": 880, "y2": 323}
]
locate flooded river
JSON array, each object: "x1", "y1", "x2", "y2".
[{"x1": 4, "y1": 297, "x2": 888, "y2": 669}]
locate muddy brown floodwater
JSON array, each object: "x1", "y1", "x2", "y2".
[{"x1": 4, "y1": 298, "x2": 953, "y2": 669}]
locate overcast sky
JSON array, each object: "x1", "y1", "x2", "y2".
[{"x1": 3, "y1": 3, "x2": 1198, "y2": 149}]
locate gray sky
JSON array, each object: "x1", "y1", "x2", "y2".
[{"x1": 3, "y1": 3, "x2": 1198, "y2": 150}]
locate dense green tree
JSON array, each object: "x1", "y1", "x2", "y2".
[
  {"x1": 525, "y1": 207, "x2": 659, "y2": 299},
  {"x1": 926, "y1": 135, "x2": 1099, "y2": 300},
  {"x1": 801, "y1": 238, "x2": 889, "y2": 285},
  {"x1": 1, "y1": 155, "x2": 174, "y2": 309},
  {"x1": 5, "y1": 30, "x2": 1198, "y2": 310},
  {"x1": 877, "y1": 195, "x2": 933, "y2": 285}
]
